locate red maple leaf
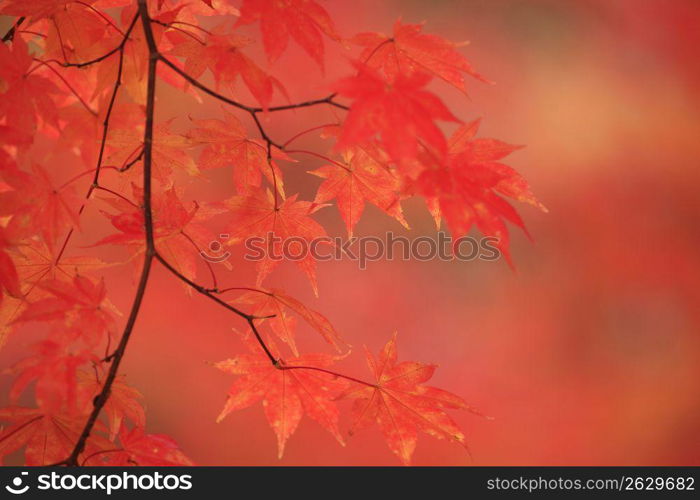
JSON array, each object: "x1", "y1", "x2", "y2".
[
  {"x1": 0, "y1": 406, "x2": 112, "y2": 466},
  {"x1": 237, "y1": 0, "x2": 339, "y2": 69},
  {"x1": 223, "y1": 190, "x2": 330, "y2": 295},
  {"x1": 333, "y1": 63, "x2": 459, "y2": 162},
  {"x1": 310, "y1": 145, "x2": 408, "y2": 237},
  {"x1": 106, "y1": 120, "x2": 198, "y2": 182},
  {"x1": 76, "y1": 370, "x2": 146, "y2": 441},
  {"x1": 214, "y1": 332, "x2": 347, "y2": 458},
  {"x1": 166, "y1": 25, "x2": 285, "y2": 108},
  {"x1": 0, "y1": 0, "x2": 91, "y2": 20},
  {"x1": 7, "y1": 340, "x2": 94, "y2": 415},
  {"x1": 0, "y1": 227, "x2": 21, "y2": 305},
  {"x1": 14, "y1": 274, "x2": 116, "y2": 346},
  {"x1": 0, "y1": 164, "x2": 81, "y2": 250},
  {"x1": 95, "y1": 185, "x2": 216, "y2": 281},
  {"x1": 0, "y1": 37, "x2": 60, "y2": 140},
  {"x1": 342, "y1": 333, "x2": 470, "y2": 465},
  {"x1": 103, "y1": 426, "x2": 194, "y2": 466},
  {"x1": 352, "y1": 19, "x2": 491, "y2": 93},
  {"x1": 415, "y1": 119, "x2": 546, "y2": 264},
  {"x1": 187, "y1": 110, "x2": 291, "y2": 194},
  {"x1": 9, "y1": 241, "x2": 109, "y2": 291}
]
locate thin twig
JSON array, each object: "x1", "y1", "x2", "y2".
[
  {"x1": 54, "y1": 13, "x2": 139, "y2": 265},
  {"x1": 154, "y1": 252, "x2": 276, "y2": 362}
]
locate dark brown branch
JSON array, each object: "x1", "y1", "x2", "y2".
[
  {"x1": 2, "y1": 16, "x2": 24, "y2": 43},
  {"x1": 158, "y1": 55, "x2": 348, "y2": 114},
  {"x1": 263, "y1": 94, "x2": 349, "y2": 113},
  {"x1": 62, "y1": 0, "x2": 158, "y2": 466},
  {"x1": 251, "y1": 112, "x2": 283, "y2": 150},
  {"x1": 158, "y1": 54, "x2": 348, "y2": 206},
  {"x1": 46, "y1": 13, "x2": 138, "y2": 69},
  {"x1": 278, "y1": 364, "x2": 374, "y2": 388},
  {"x1": 49, "y1": 0, "x2": 362, "y2": 467},
  {"x1": 120, "y1": 147, "x2": 144, "y2": 172}
]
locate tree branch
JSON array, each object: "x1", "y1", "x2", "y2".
[
  {"x1": 158, "y1": 55, "x2": 349, "y2": 114},
  {"x1": 48, "y1": 0, "x2": 363, "y2": 466},
  {"x1": 61, "y1": 0, "x2": 157, "y2": 466},
  {"x1": 2, "y1": 16, "x2": 24, "y2": 43}
]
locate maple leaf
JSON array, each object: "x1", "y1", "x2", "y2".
[
  {"x1": 166, "y1": 26, "x2": 285, "y2": 108},
  {"x1": 310, "y1": 146, "x2": 408, "y2": 237},
  {"x1": 0, "y1": 225, "x2": 24, "y2": 344},
  {"x1": 95, "y1": 185, "x2": 216, "y2": 281},
  {"x1": 352, "y1": 19, "x2": 490, "y2": 93},
  {"x1": 0, "y1": 241, "x2": 110, "y2": 348},
  {"x1": 187, "y1": 111, "x2": 290, "y2": 195},
  {"x1": 414, "y1": 119, "x2": 546, "y2": 264},
  {"x1": 230, "y1": 287, "x2": 346, "y2": 355},
  {"x1": 97, "y1": 426, "x2": 194, "y2": 466},
  {"x1": 0, "y1": 0, "x2": 89, "y2": 20},
  {"x1": 0, "y1": 164, "x2": 81, "y2": 250},
  {"x1": 333, "y1": 63, "x2": 459, "y2": 162},
  {"x1": 0, "y1": 296, "x2": 24, "y2": 352},
  {"x1": 7, "y1": 340, "x2": 94, "y2": 415},
  {"x1": 78, "y1": 371, "x2": 145, "y2": 440},
  {"x1": 117, "y1": 427, "x2": 194, "y2": 466},
  {"x1": 105, "y1": 121, "x2": 198, "y2": 182},
  {"x1": 0, "y1": 406, "x2": 112, "y2": 465},
  {"x1": 43, "y1": 2, "x2": 111, "y2": 65},
  {"x1": 342, "y1": 333, "x2": 470, "y2": 465},
  {"x1": 0, "y1": 37, "x2": 60, "y2": 141},
  {"x1": 14, "y1": 275, "x2": 116, "y2": 346},
  {"x1": 214, "y1": 332, "x2": 347, "y2": 458},
  {"x1": 237, "y1": 0, "x2": 339, "y2": 69},
  {"x1": 223, "y1": 190, "x2": 330, "y2": 295},
  {"x1": 0, "y1": 227, "x2": 22, "y2": 305},
  {"x1": 56, "y1": 103, "x2": 103, "y2": 168},
  {"x1": 90, "y1": 8, "x2": 150, "y2": 104},
  {"x1": 0, "y1": 250, "x2": 21, "y2": 304},
  {"x1": 10, "y1": 241, "x2": 110, "y2": 291}
]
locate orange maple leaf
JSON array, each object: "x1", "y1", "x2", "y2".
[
  {"x1": 214, "y1": 332, "x2": 347, "y2": 458},
  {"x1": 342, "y1": 333, "x2": 470, "y2": 465},
  {"x1": 230, "y1": 287, "x2": 346, "y2": 355},
  {"x1": 166, "y1": 25, "x2": 286, "y2": 108},
  {"x1": 0, "y1": 164, "x2": 81, "y2": 251},
  {"x1": 223, "y1": 190, "x2": 330, "y2": 296},
  {"x1": 187, "y1": 110, "x2": 291, "y2": 195},
  {"x1": 0, "y1": 406, "x2": 112, "y2": 465},
  {"x1": 310, "y1": 146, "x2": 408, "y2": 237}
]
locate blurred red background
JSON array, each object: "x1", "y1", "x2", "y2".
[{"x1": 2, "y1": 0, "x2": 699, "y2": 465}]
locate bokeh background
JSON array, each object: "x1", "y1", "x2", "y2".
[{"x1": 2, "y1": 0, "x2": 699, "y2": 465}]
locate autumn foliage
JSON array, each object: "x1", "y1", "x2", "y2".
[{"x1": 0, "y1": 0, "x2": 542, "y2": 465}]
